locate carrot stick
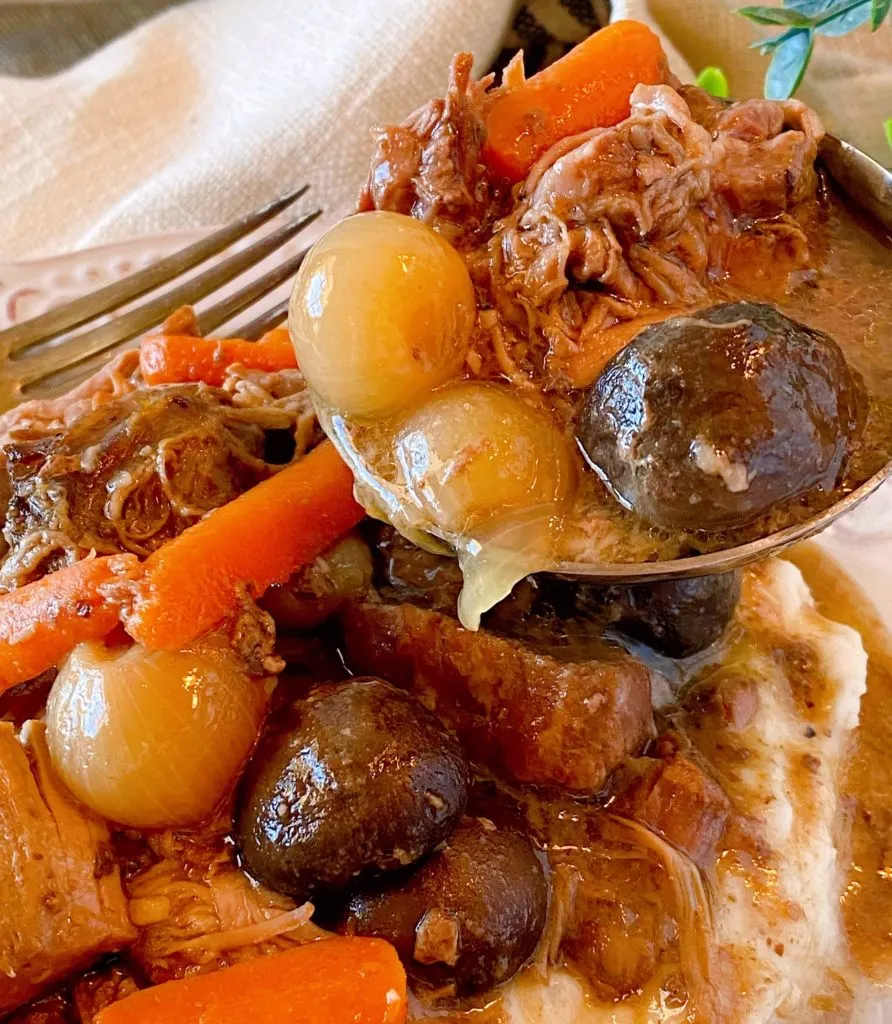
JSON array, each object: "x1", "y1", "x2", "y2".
[
  {"x1": 565, "y1": 310, "x2": 677, "y2": 389},
  {"x1": 125, "y1": 441, "x2": 364, "y2": 650},
  {"x1": 257, "y1": 326, "x2": 291, "y2": 346},
  {"x1": 95, "y1": 938, "x2": 407, "y2": 1024},
  {"x1": 140, "y1": 332, "x2": 297, "y2": 386},
  {"x1": 483, "y1": 21, "x2": 667, "y2": 182},
  {"x1": 0, "y1": 555, "x2": 140, "y2": 690}
]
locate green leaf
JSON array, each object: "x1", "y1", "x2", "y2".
[
  {"x1": 872, "y1": 0, "x2": 892, "y2": 27},
  {"x1": 737, "y1": 4, "x2": 814, "y2": 25},
  {"x1": 885, "y1": 118, "x2": 892, "y2": 150},
  {"x1": 696, "y1": 66, "x2": 731, "y2": 97},
  {"x1": 786, "y1": 0, "x2": 842, "y2": 13},
  {"x1": 764, "y1": 27, "x2": 814, "y2": 97},
  {"x1": 751, "y1": 24, "x2": 803, "y2": 53},
  {"x1": 814, "y1": 0, "x2": 872, "y2": 35}
]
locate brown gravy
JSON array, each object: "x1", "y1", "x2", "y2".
[{"x1": 787, "y1": 543, "x2": 892, "y2": 981}]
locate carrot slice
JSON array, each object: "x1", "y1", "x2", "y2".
[
  {"x1": 95, "y1": 938, "x2": 407, "y2": 1024},
  {"x1": 483, "y1": 20, "x2": 667, "y2": 182},
  {"x1": 140, "y1": 332, "x2": 297, "y2": 386},
  {"x1": 125, "y1": 441, "x2": 364, "y2": 650},
  {"x1": 0, "y1": 555, "x2": 139, "y2": 690}
]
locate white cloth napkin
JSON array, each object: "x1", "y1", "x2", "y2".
[
  {"x1": 0, "y1": 0, "x2": 888, "y2": 263},
  {"x1": 0, "y1": 0, "x2": 513, "y2": 262}
]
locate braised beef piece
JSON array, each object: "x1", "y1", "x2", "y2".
[
  {"x1": 1, "y1": 385, "x2": 272, "y2": 587},
  {"x1": 343, "y1": 600, "x2": 654, "y2": 794},
  {"x1": 708, "y1": 93, "x2": 823, "y2": 216},
  {"x1": 358, "y1": 53, "x2": 500, "y2": 247},
  {"x1": 542, "y1": 808, "x2": 715, "y2": 1011},
  {"x1": 225, "y1": 590, "x2": 285, "y2": 677},
  {"x1": 71, "y1": 964, "x2": 140, "y2": 1023},
  {"x1": 0, "y1": 722, "x2": 135, "y2": 1015},
  {"x1": 609, "y1": 748, "x2": 730, "y2": 868}
]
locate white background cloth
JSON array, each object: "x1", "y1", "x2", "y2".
[
  {"x1": 0, "y1": 0, "x2": 888, "y2": 263},
  {"x1": 0, "y1": 0, "x2": 513, "y2": 261}
]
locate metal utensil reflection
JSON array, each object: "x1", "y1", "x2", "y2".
[{"x1": 556, "y1": 136, "x2": 892, "y2": 583}]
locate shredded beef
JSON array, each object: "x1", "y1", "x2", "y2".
[
  {"x1": 486, "y1": 84, "x2": 822, "y2": 382},
  {"x1": 2, "y1": 385, "x2": 279, "y2": 589},
  {"x1": 123, "y1": 820, "x2": 322, "y2": 984},
  {"x1": 359, "y1": 53, "x2": 501, "y2": 246},
  {"x1": 0, "y1": 352, "x2": 141, "y2": 451},
  {"x1": 362, "y1": 61, "x2": 824, "y2": 389}
]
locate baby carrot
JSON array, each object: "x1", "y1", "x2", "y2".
[
  {"x1": 140, "y1": 331, "x2": 297, "y2": 386},
  {"x1": 125, "y1": 441, "x2": 364, "y2": 650},
  {"x1": 483, "y1": 20, "x2": 667, "y2": 182},
  {"x1": 95, "y1": 938, "x2": 407, "y2": 1024},
  {"x1": 0, "y1": 555, "x2": 139, "y2": 690}
]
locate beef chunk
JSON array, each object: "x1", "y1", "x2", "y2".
[
  {"x1": 609, "y1": 751, "x2": 730, "y2": 867},
  {"x1": 342, "y1": 601, "x2": 654, "y2": 793},
  {"x1": 359, "y1": 53, "x2": 498, "y2": 246},
  {"x1": 1, "y1": 385, "x2": 271, "y2": 587},
  {"x1": 710, "y1": 94, "x2": 822, "y2": 215},
  {"x1": 0, "y1": 722, "x2": 135, "y2": 1015}
]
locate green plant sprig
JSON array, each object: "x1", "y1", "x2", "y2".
[{"x1": 737, "y1": 0, "x2": 890, "y2": 98}]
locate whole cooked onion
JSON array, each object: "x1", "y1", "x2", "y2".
[
  {"x1": 46, "y1": 639, "x2": 269, "y2": 828},
  {"x1": 289, "y1": 211, "x2": 475, "y2": 418}
]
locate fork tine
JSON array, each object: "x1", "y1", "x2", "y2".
[
  {"x1": 196, "y1": 240, "x2": 311, "y2": 336},
  {"x1": 237, "y1": 298, "x2": 289, "y2": 340},
  {"x1": 2, "y1": 184, "x2": 310, "y2": 357},
  {"x1": 19, "y1": 209, "x2": 321, "y2": 391}
]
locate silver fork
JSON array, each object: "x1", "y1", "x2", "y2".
[{"x1": 0, "y1": 184, "x2": 321, "y2": 414}]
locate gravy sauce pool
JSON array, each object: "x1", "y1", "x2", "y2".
[
  {"x1": 559, "y1": 188, "x2": 892, "y2": 567},
  {"x1": 788, "y1": 543, "x2": 892, "y2": 981}
]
